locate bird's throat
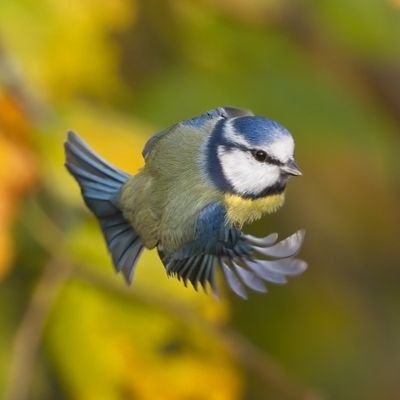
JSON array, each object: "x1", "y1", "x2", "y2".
[{"x1": 224, "y1": 192, "x2": 285, "y2": 227}]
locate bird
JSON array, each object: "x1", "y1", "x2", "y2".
[{"x1": 64, "y1": 106, "x2": 307, "y2": 299}]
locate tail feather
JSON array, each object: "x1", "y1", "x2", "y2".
[
  {"x1": 64, "y1": 131, "x2": 144, "y2": 284},
  {"x1": 65, "y1": 131, "x2": 129, "y2": 184},
  {"x1": 120, "y1": 239, "x2": 144, "y2": 282}
]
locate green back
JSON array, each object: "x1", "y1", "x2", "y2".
[{"x1": 120, "y1": 121, "x2": 222, "y2": 253}]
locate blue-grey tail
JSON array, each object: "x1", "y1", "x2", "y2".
[{"x1": 64, "y1": 131, "x2": 144, "y2": 284}]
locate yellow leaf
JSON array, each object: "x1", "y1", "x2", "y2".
[
  {"x1": 0, "y1": 0, "x2": 136, "y2": 102},
  {"x1": 38, "y1": 104, "x2": 150, "y2": 205},
  {"x1": 47, "y1": 281, "x2": 242, "y2": 400},
  {"x1": 0, "y1": 89, "x2": 37, "y2": 279}
]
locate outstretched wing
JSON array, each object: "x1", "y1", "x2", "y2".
[
  {"x1": 158, "y1": 202, "x2": 307, "y2": 299},
  {"x1": 142, "y1": 106, "x2": 254, "y2": 159}
]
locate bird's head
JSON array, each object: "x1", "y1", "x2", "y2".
[{"x1": 204, "y1": 115, "x2": 301, "y2": 199}]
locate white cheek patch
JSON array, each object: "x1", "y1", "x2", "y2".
[
  {"x1": 266, "y1": 134, "x2": 294, "y2": 164},
  {"x1": 218, "y1": 146, "x2": 280, "y2": 195}
]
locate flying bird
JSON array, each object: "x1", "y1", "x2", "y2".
[{"x1": 64, "y1": 106, "x2": 307, "y2": 298}]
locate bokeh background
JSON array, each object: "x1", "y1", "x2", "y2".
[{"x1": 1, "y1": 1, "x2": 400, "y2": 399}]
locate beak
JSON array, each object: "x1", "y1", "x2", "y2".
[{"x1": 281, "y1": 159, "x2": 302, "y2": 176}]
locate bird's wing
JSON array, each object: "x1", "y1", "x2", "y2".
[
  {"x1": 158, "y1": 202, "x2": 307, "y2": 299},
  {"x1": 142, "y1": 106, "x2": 254, "y2": 159}
]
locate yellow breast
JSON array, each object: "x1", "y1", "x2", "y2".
[{"x1": 224, "y1": 193, "x2": 285, "y2": 227}]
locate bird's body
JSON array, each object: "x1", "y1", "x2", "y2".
[
  {"x1": 121, "y1": 121, "x2": 220, "y2": 252},
  {"x1": 65, "y1": 107, "x2": 306, "y2": 298}
]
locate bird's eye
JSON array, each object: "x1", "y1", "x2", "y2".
[{"x1": 252, "y1": 150, "x2": 268, "y2": 162}]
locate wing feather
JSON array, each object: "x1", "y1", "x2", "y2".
[
  {"x1": 230, "y1": 259, "x2": 267, "y2": 293},
  {"x1": 221, "y1": 260, "x2": 248, "y2": 299},
  {"x1": 158, "y1": 202, "x2": 307, "y2": 298}
]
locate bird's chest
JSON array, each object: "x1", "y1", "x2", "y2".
[{"x1": 223, "y1": 193, "x2": 285, "y2": 227}]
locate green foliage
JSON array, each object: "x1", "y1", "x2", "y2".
[{"x1": 1, "y1": 0, "x2": 400, "y2": 399}]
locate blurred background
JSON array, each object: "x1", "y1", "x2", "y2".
[{"x1": 1, "y1": 0, "x2": 400, "y2": 399}]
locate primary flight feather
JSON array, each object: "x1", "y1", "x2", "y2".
[{"x1": 64, "y1": 106, "x2": 307, "y2": 298}]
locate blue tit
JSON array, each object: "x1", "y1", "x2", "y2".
[{"x1": 64, "y1": 106, "x2": 307, "y2": 298}]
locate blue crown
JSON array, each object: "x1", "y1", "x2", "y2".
[
  {"x1": 230, "y1": 116, "x2": 291, "y2": 147},
  {"x1": 202, "y1": 116, "x2": 293, "y2": 197}
]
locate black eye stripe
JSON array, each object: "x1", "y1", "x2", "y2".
[
  {"x1": 223, "y1": 142, "x2": 284, "y2": 166},
  {"x1": 250, "y1": 149, "x2": 283, "y2": 166}
]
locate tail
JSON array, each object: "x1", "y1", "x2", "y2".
[{"x1": 64, "y1": 131, "x2": 144, "y2": 284}]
